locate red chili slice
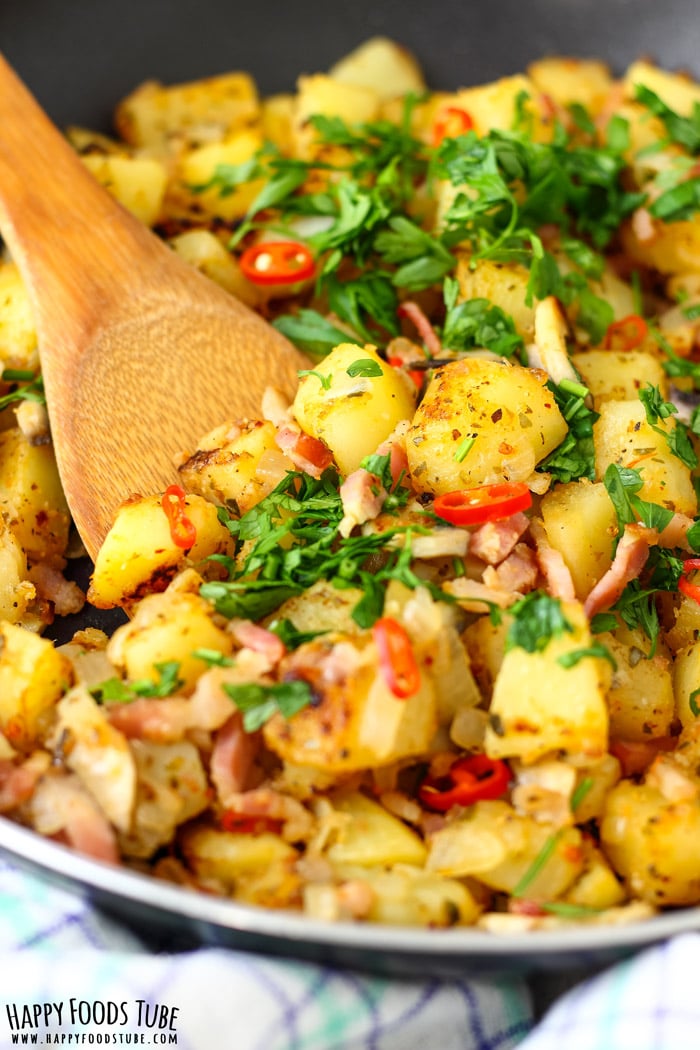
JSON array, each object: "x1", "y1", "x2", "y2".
[
  {"x1": 161, "y1": 484, "x2": 197, "y2": 550},
  {"x1": 372, "y1": 617, "x2": 421, "y2": 699},
  {"x1": 388, "y1": 355, "x2": 423, "y2": 390},
  {"x1": 432, "y1": 106, "x2": 474, "y2": 147},
  {"x1": 239, "y1": 240, "x2": 315, "y2": 286},
  {"x1": 679, "y1": 558, "x2": 700, "y2": 605},
  {"x1": 603, "y1": 314, "x2": 648, "y2": 351},
  {"x1": 433, "y1": 482, "x2": 532, "y2": 526},
  {"x1": 419, "y1": 754, "x2": 511, "y2": 812},
  {"x1": 220, "y1": 812, "x2": 284, "y2": 836}
]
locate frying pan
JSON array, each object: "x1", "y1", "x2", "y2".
[{"x1": 0, "y1": 0, "x2": 699, "y2": 974}]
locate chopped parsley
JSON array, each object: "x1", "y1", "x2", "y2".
[
  {"x1": 538, "y1": 379, "x2": 599, "y2": 483},
  {"x1": 223, "y1": 679, "x2": 313, "y2": 732},
  {"x1": 441, "y1": 277, "x2": 525, "y2": 359},
  {"x1": 0, "y1": 370, "x2": 46, "y2": 411},
  {"x1": 505, "y1": 592, "x2": 574, "y2": 655},
  {"x1": 557, "y1": 642, "x2": 617, "y2": 671},
  {"x1": 91, "y1": 661, "x2": 183, "y2": 703}
]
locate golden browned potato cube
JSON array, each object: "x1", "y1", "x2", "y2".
[
  {"x1": 260, "y1": 94, "x2": 296, "y2": 153},
  {"x1": 0, "y1": 519, "x2": 33, "y2": 625},
  {"x1": 0, "y1": 262, "x2": 38, "y2": 373},
  {"x1": 446, "y1": 75, "x2": 552, "y2": 140},
  {"x1": 571, "y1": 351, "x2": 668, "y2": 406},
  {"x1": 0, "y1": 427, "x2": 70, "y2": 564},
  {"x1": 88, "y1": 492, "x2": 234, "y2": 609},
  {"x1": 406, "y1": 357, "x2": 567, "y2": 495},
  {"x1": 601, "y1": 777, "x2": 700, "y2": 906},
  {"x1": 454, "y1": 257, "x2": 536, "y2": 342},
  {"x1": 593, "y1": 400, "x2": 697, "y2": 516},
  {"x1": 263, "y1": 633, "x2": 437, "y2": 773},
  {"x1": 106, "y1": 583, "x2": 234, "y2": 694},
  {"x1": 115, "y1": 72, "x2": 260, "y2": 149},
  {"x1": 328, "y1": 37, "x2": 426, "y2": 101},
  {"x1": 485, "y1": 600, "x2": 611, "y2": 763},
  {"x1": 178, "y1": 418, "x2": 292, "y2": 515},
  {"x1": 324, "y1": 791, "x2": 427, "y2": 867},
  {"x1": 169, "y1": 229, "x2": 266, "y2": 309},
  {"x1": 527, "y1": 57, "x2": 613, "y2": 113},
  {"x1": 673, "y1": 639, "x2": 700, "y2": 726},
  {"x1": 293, "y1": 75, "x2": 380, "y2": 160},
  {"x1": 169, "y1": 128, "x2": 266, "y2": 222},
  {"x1": 427, "y1": 799, "x2": 585, "y2": 901},
  {"x1": 603, "y1": 626, "x2": 676, "y2": 741},
  {"x1": 80, "y1": 154, "x2": 168, "y2": 226},
  {"x1": 539, "y1": 480, "x2": 617, "y2": 600},
  {"x1": 622, "y1": 60, "x2": 700, "y2": 114},
  {"x1": 292, "y1": 344, "x2": 416, "y2": 476},
  {"x1": 0, "y1": 622, "x2": 74, "y2": 750}
]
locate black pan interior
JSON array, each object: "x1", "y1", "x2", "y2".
[{"x1": 2, "y1": 0, "x2": 699, "y2": 130}]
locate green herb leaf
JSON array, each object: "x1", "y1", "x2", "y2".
[
  {"x1": 91, "y1": 661, "x2": 183, "y2": 703},
  {"x1": 346, "y1": 358, "x2": 383, "y2": 378},
  {"x1": 223, "y1": 679, "x2": 313, "y2": 732},
  {"x1": 505, "y1": 592, "x2": 574, "y2": 654},
  {"x1": 557, "y1": 642, "x2": 617, "y2": 671},
  {"x1": 298, "y1": 368, "x2": 332, "y2": 390},
  {"x1": 272, "y1": 310, "x2": 357, "y2": 358}
]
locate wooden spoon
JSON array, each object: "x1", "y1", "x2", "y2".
[{"x1": 0, "y1": 54, "x2": 309, "y2": 560}]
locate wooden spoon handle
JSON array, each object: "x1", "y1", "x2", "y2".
[{"x1": 0, "y1": 53, "x2": 161, "y2": 339}]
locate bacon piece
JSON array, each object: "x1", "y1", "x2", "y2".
[
  {"x1": 338, "y1": 468, "x2": 387, "y2": 538},
  {"x1": 398, "y1": 301, "x2": 442, "y2": 356},
  {"x1": 442, "y1": 576, "x2": 517, "y2": 612},
  {"x1": 29, "y1": 562, "x2": 85, "y2": 616},
  {"x1": 275, "y1": 423, "x2": 333, "y2": 478},
  {"x1": 210, "y1": 712, "x2": 259, "y2": 803},
  {"x1": 483, "y1": 543, "x2": 538, "y2": 593},
  {"x1": 658, "y1": 512, "x2": 695, "y2": 551},
  {"x1": 229, "y1": 619, "x2": 286, "y2": 665},
  {"x1": 530, "y1": 519, "x2": 576, "y2": 601},
  {"x1": 376, "y1": 420, "x2": 410, "y2": 486},
  {"x1": 30, "y1": 775, "x2": 119, "y2": 864},
  {"x1": 583, "y1": 524, "x2": 654, "y2": 618},
  {"x1": 469, "y1": 512, "x2": 530, "y2": 565},
  {"x1": 107, "y1": 696, "x2": 193, "y2": 742},
  {"x1": 219, "y1": 787, "x2": 314, "y2": 842},
  {"x1": 0, "y1": 754, "x2": 48, "y2": 812}
]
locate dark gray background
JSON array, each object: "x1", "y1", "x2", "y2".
[{"x1": 1, "y1": 0, "x2": 697, "y2": 131}]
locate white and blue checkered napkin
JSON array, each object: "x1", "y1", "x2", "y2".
[{"x1": 0, "y1": 856, "x2": 698, "y2": 1050}]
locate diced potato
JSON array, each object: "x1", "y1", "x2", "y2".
[
  {"x1": 673, "y1": 639, "x2": 700, "y2": 726},
  {"x1": 115, "y1": 72, "x2": 260, "y2": 149},
  {"x1": 427, "y1": 799, "x2": 584, "y2": 901},
  {"x1": 572, "y1": 350, "x2": 668, "y2": 406},
  {"x1": 601, "y1": 777, "x2": 700, "y2": 906},
  {"x1": 603, "y1": 626, "x2": 676, "y2": 741},
  {"x1": 622, "y1": 60, "x2": 700, "y2": 115},
  {"x1": 665, "y1": 593, "x2": 700, "y2": 651},
  {"x1": 0, "y1": 427, "x2": 71, "y2": 563},
  {"x1": 106, "y1": 581, "x2": 234, "y2": 694},
  {"x1": 0, "y1": 520, "x2": 33, "y2": 625},
  {"x1": 120, "y1": 740, "x2": 209, "y2": 858},
  {"x1": 539, "y1": 480, "x2": 617, "y2": 600},
  {"x1": 269, "y1": 579, "x2": 364, "y2": 637},
  {"x1": 292, "y1": 343, "x2": 415, "y2": 476},
  {"x1": 88, "y1": 492, "x2": 234, "y2": 609},
  {"x1": 0, "y1": 623, "x2": 74, "y2": 750},
  {"x1": 325, "y1": 791, "x2": 427, "y2": 867},
  {"x1": 81, "y1": 154, "x2": 168, "y2": 226},
  {"x1": 169, "y1": 229, "x2": 266, "y2": 308},
  {"x1": 294, "y1": 74, "x2": 379, "y2": 159},
  {"x1": 485, "y1": 600, "x2": 611, "y2": 763},
  {"x1": 527, "y1": 57, "x2": 613, "y2": 113},
  {"x1": 462, "y1": 615, "x2": 509, "y2": 700},
  {"x1": 0, "y1": 262, "x2": 38, "y2": 372},
  {"x1": 593, "y1": 399, "x2": 697, "y2": 516},
  {"x1": 454, "y1": 257, "x2": 535, "y2": 341},
  {"x1": 177, "y1": 418, "x2": 292, "y2": 515},
  {"x1": 170, "y1": 128, "x2": 266, "y2": 222},
  {"x1": 180, "y1": 823, "x2": 300, "y2": 906},
  {"x1": 260, "y1": 94, "x2": 296, "y2": 153},
  {"x1": 563, "y1": 841, "x2": 626, "y2": 910},
  {"x1": 53, "y1": 687, "x2": 136, "y2": 832},
  {"x1": 406, "y1": 357, "x2": 567, "y2": 495},
  {"x1": 621, "y1": 217, "x2": 700, "y2": 276},
  {"x1": 328, "y1": 37, "x2": 426, "y2": 101},
  {"x1": 568, "y1": 754, "x2": 621, "y2": 823},
  {"x1": 263, "y1": 633, "x2": 437, "y2": 772},
  {"x1": 446, "y1": 74, "x2": 553, "y2": 140}
]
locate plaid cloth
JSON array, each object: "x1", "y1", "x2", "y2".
[{"x1": 0, "y1": 855, "x2": 698, "y2": 1050}]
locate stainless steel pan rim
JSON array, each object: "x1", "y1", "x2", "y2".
[{"x1": 2, "y1": 815, "x2": 697, "y2": 964}]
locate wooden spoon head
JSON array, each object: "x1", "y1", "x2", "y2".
[{"x1": 42, "y1": 276, "x2": 308, "y2": 560}]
